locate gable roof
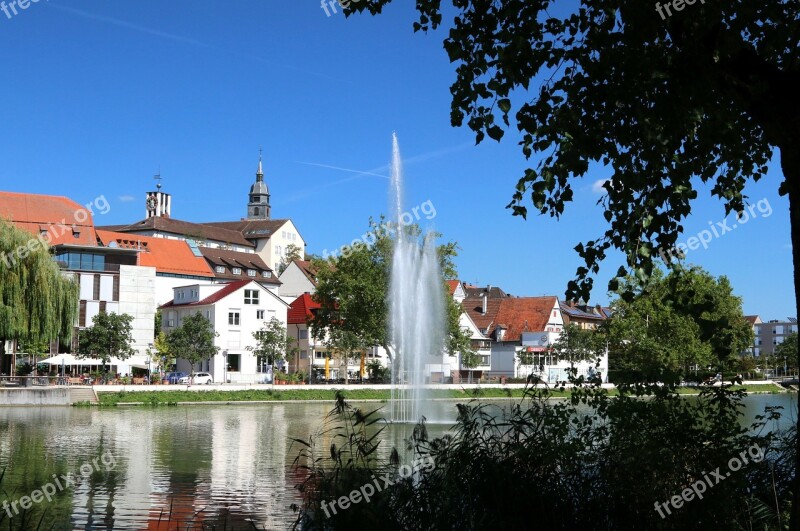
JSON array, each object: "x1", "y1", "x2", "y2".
[
  {"x1": 99, "y1": 217, "x2": 255, "y2": 248},
  {"x1": 200, "y1": 247, "x2": 280, "y2": 284},
  {"x1": 462, "y1": 295, "x2": 504, "y2": 333},
  {"x1": 160, "y1": 280, "x2": 252, "y2": 309},
  {"x1": 288, "y1": 293, "x2": 321, "y2": 324},
  {"x1": 559, "y1": 301, "x2": 612, "y2": 322},
  {"x1": 201, "y1": 219, "x2": 295, "y2": 241},
  {"x1": 0, "y1": 191, "x2": 97, "y2": 246},
  {"x1": 463, "y1": 284, "x2": 509, "y2": 299},
  {"x1": 447, "y1": 280, "x2": 461, "y2": 295},
  {"x1": 744, "y1": 315, "x2": 762, "y2": 325},
  {"x1": 492, "y1": 296, "x2": 560, "y2": 342},
  {"x1": 291, "y1": 259, "x2": 318, "y2": 286},
  {"x1": 96, "y1": 230, "x2": 214, "y2": 278}
]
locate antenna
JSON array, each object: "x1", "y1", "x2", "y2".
[{"x1": 154, "y1": 169, "x2": 162, "y2": 190}]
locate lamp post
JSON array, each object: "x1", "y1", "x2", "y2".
[{"x1": 222, "y1": 350, "x2": 228, "y2": 385}]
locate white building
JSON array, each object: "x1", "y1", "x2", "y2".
[{"x1": 161, "y1": 279, "x2": 290, "y2": 383}]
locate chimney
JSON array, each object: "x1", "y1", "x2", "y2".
[{"x1": 482, "y1": 294, "x2": 487, "y2": 315}]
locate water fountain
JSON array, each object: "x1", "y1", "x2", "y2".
[{"x1": 388, "y1": 133, "x2": 447, "y2": 423}]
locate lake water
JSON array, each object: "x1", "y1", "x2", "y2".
[{"x1": 0, "y1": 394, "x2": 796, "y2": 530}]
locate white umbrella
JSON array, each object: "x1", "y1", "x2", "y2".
[{"x1": 39, "y1": 354, "x2": 103, "y2": 366}]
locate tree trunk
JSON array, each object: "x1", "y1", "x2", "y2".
[{"x1": 779, "y1": 145, "x2": 800, "y2": 529}]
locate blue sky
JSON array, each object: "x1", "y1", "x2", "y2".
[{"x1": 0, "y1": 1, "x2": 794, "y2": 319}]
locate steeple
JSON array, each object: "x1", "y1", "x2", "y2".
[{"x1": 247, "y1": 148, "x2": 270, "y2": 220}]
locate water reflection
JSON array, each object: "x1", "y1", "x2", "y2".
[{"x1": 0, "y1": 394, "x2": 795, "y2": 530}]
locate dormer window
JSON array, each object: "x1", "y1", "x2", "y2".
[
  {"x1": 247, "y1": 269, "x2": 256, "y2": 277},
  {"x1": 262, "y1": 271, "x2": 272, "y2": 278},
  {"x1": 215, "y1": 266, "x2": 225, "y2": 274},
  {"x1": 232, "y1": 267, "x2": 242, "y2": 275}
]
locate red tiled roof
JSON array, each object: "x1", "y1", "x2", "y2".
[
  {"x1": 447, "y1": 280, "x2": 461, "y2": 295},
  {"x1": 96, "y1": 230, "x2": 214, "y2": 278},
  {"x1": 0, "y1": 191, "x2": 97, "y2": 246},
  {"x1": 462, "y1": 296, "x2": 503, "y2": 332},
  {"x1": 160, "y1": 280, "x2": 252, "y2": 308},
  {"x1": 492, "y1": 297, "x2": 559, "y2": 342},
  {"x1": 288, "y1": 293, "x2": 321, "y2": 324},
  {"x1": 744, "y1": 315, "x2": 761, "y2": 325}
]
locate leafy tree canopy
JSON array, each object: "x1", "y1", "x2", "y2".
[
  {"x1": 78, "y1": 312, "x2": 136, "y2": 365},
  {"x1": 247, "y1": 317, "x2": 296, "y2": 371},
  {"x1": 278, "y1": 243, "x2": 304, "y2": 275},
  {"x1": 165, "y1": 313, "x2": 219, "y2": 371}
]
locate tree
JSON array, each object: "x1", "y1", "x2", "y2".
[
  {"x1": 348, "y1": 5, "x2": 800, "y2": 517},
  {"x1": 312, "y1": 217, "x2": 467, "y2": 363},
  {"x1": 775, "y1": 332, "x2": 799, "y2": 376},
  {"x1": 0, "y1": 221, "x2": 78, "y2": 374},
  {"x1": 78, "y1": 312, "x2": 136, "y2": 368},
  {"x1": 604, "y1": 267, "x2": 752, "y2": 379},
  {"x1": 248, "y1": 317, "x2": 296, "y2": 376},
  {"x1": 278, "y1": 243, "x2": 304, "y2": 275},
  {"x1": 326, "y1": 328, "x2": 367, "y2": 384},
  {"x1": 165, "y1": 313, "x2": 219, "y2": 377},
  {"x1": 459, "y1": 349, "x2": 481, "y2": 383}
]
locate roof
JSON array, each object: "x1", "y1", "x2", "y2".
[
  {"x1": 559, "y1": 302, "x2": 612, "y2": 321},
  {"x1": 744, "y1": 315, "x2": 762, "y2": 325},
  {"x1": 96, "y1": 230, "x2": 214, "y2": 278},
  {"x1": 462, "y1": 295, "x2": 504, "y2": 333},
  {"x1": 160, "y1": 280, "x2": 251, "y2": 308},
  {"x1": 0, "y1": 191, "x2": 97, "y2": 246},
  {"x1": 463, "y1": 284, "x2": 509, "y2": 299},
  {"x1": 200, "y1": 247, "x2": 280, "y2": 283},
  {"x1": 201, "y1": 219, "x2": 293, "y2": 240},
  {"x1": 288, "y1": 293, "x2": 321, "y2": 324},
  {"x1": 492, "y1": 296, "x2": 560, "y2": 342},
  {"x1": 98, "y1": 217, "x2": 254, "y2": 248},
  {"x1": 447, "y1": 280, "x2": 461, "y2": 295}
]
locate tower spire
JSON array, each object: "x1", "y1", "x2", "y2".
[{"x1": 257, "y1": 146, "x2": 264, "y2": 181}]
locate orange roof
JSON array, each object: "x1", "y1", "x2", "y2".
[
  {"x1": 96, "y1": 230, "x2": 214, "y2": 277},
  {"x1": 288, "y1": 293, "x2": 321, "y2": 324},
  {"x1": 492, "y1": 296, "x2": 559, "y2": 342},
  {"x1": 0, "y1": 191, "x2": 97, "y2": 246},
  {"x1": 447, "y1": 280, "x2": 461, "y2": 295}
]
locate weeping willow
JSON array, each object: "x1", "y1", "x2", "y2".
[{"x1": 0, "y1": 220, "x2": 79, "y2": 348}]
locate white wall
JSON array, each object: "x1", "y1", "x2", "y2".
[{"x1": 278, "y1": 261, "x2": 315, "y2": 298}]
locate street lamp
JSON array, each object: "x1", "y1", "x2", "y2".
[{"x1": 222, "y1": 350, "x2": 228, "y2": 384}]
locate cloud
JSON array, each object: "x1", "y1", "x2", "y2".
[
  {"x1": 118, "y1": 195, "x2": 136, "y2": 203},
  {"x1": 592, "y1": 179, "x2": 609, "y2": 194}
]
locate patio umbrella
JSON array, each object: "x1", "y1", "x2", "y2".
[
  {"x1": 324, "y1": 357, "x2": 330, "y2": 379},
  {"x1": 359, "y1": 352, "x2": 365, "y2": 378}
]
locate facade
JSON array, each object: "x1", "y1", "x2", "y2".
[
  {"x1": 278, "y1": 260, "x2": 318, "y2": 300},
  {"x1": 161, "y1": 280, "x2": 290, "y2": 384},
  {"x1": 750, "y1": 316, "x2": 797, "y2": 357},
  {"x1": 560, "y1": 301, "x2": 612, "y2": 329},
  {"x1": 0, "y1": 192, "x2": 156, "y2": 375}
]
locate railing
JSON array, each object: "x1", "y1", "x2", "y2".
[{"x1": 0, "y1": 375, "x2": 74, "y2": 387}]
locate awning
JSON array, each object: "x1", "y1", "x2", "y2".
[{"x1": 39, "y1": 354, "x2": 103, "y2": 365}]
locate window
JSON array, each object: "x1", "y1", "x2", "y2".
[
  {"x1": 247, "y1": 269, "x2": 256, "y2": 277},
  {"x1": 112, "y1": 276, "x2": 119, "y2": 301},
  {"x1": 99, "y1": 301, "x2": 107, "y2": 314},
  {"x1": 300, "y1": 350, "x2": 308, "y2": 359},
  {"x1": 92, "y1": 274, "x2": 100, "y2": 300},
  {"x1": 257, "y1": 310, "x2": 265, "y2": 319},
  {"x1": 228, "y1": 311, "x2": 240, "y2": 326},
  {"x1": 253, "y1": 207, "x2": 260, "y2": 216},
  {"x1": 244, "y1": 289, "x2": 259, "y2": 304},
  {"x1": 79, "y1": 300, "x2": 87, "y2": 327},
  {"x1": 215, "y1": 265, "x2": 225, "y2": 274},
  {"x1": 227, "y1": 354, "x2": 241, "y2": 372},
  {"x1": 315, "y1": 351, "x2": 325, "y2": 359},
  {"x1": 262, "y1": 271, "x2": 272, "y2": 278},
  {"x1": 282, "y1": 231, "x2": 286, "y2": 238},
  {"x1": 205, "y1": 310, "x2": 210, "y2": 319},
  {"x1": 275, "y1": 245, "x2": 282, "y2": 256},
  {"x1": 232, "y1": 267, "x2": 242, "y2": 275},
  {"x1": 299, "y1": 329, "x2": 308, "y2": 340}
]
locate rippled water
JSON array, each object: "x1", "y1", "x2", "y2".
[{"x1": 0, "y1": 394, "x2": 795, "y2": 530}]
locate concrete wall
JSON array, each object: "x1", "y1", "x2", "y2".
[{"x1": 0, "y1": 388, "x2": 70, "y2": 406}]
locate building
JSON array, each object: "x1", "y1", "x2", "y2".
[
  {"x1": 286, "y1": 293, "x2": 321, "y2": 377},
  {"x1": 278, "y1": 260, "x2": 318, "y2": 300},
  {"x1": 559, "y1": 301, "x2": 612, "y2": 330},
  {"x1": 0, "y1": 192, "x2": 157, "y2": 375},
  {"x1": 160, "y1": 279, "x2": 290, "y2": 383},
  {"x1": 748, "y1": 316, "x2": 797, "y2": 357}
]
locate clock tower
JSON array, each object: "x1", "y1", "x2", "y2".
[{"x1": 145, "y1": 177, "x2": 171, "y2": 219}]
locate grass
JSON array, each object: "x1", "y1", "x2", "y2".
[{"x1": 93, "y1": 382, "x2": 784, "y2": 406}]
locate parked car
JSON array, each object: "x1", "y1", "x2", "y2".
[
  {"x1": 166, "y1": 371, "x2": 187, "y2": 384},
  {"x1": 178, "y1": 372, "x2": 213, "y2": 385}
]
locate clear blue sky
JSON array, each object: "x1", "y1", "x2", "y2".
[{"x1": 0, "y1": 1, "x2": 794, "y2": 319}]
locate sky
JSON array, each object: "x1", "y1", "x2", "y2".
[{"x1": 0, "y1": 1, "x2": 794, "y2": 319}]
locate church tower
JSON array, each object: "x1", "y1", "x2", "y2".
[{"x1": 247, "y1": 149, "x2": 270, "y2": 220}]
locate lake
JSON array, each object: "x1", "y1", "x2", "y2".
[{"x1": 0, "y1": 394, "x2": 796, "y2": 530}]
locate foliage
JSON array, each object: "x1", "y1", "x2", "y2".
[
  {"x1": 278, "y1": 243, "x2": 304, "y2": 275},
  {"x1": 292, "y1": 382, "x2": 793, "y2": 530},
  {"x1": 347, "y1": 0, "x2": 799, "y2": 303},
  {"x1": 78, "y1": 312, "x2": 136, "y2": 366},
  {"x1": 164, "y1": 312, "x2": 219, "y2": 372},
  {"x1": 775, "y1": 333, "x2": 799, "y2": 368},
  {"x1": 0, "y1": 220, "x2": 78, "y2": 347},
  {"x1": 604, "y1": 267, "x2": 753, "y2": 379},
  {"x1": 311, "y1": 217, "x2": 467, "y2": 360},
  {"x1": 247, "y1": 317, "x2": 296, "y2": 372},
  {"x1": 325, "y1": 328, "x2": 367, "y2": 383}
]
